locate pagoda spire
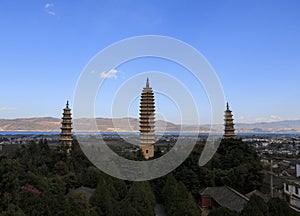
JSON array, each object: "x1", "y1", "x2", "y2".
[
  {"x1": 139, "y1": 78, "x2": 155, "y2": 159},
  {"x1": 60, "y1": 101, "x2": 73, "y2": 154},
  {"x1": 224, "y1": 102, "x2": 236, "y2": 139}
]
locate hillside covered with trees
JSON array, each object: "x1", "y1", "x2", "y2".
[{"x1": 0, "y1": 138, "x2": 298, "y2": 215}]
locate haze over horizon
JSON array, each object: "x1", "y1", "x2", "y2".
[
  {"x1": 1, "y1": 115, "x2": 300, "y2": 126},
  {"x1": 1, "y1": 1, "x2": 300, "y2": 124}
]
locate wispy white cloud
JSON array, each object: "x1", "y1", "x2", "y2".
[
  {"x1": 255, "y1": 115, "x2": 282, "y2": 123},
  {"x1": 44, "y1": 3, "x2": 56, "y2": 16},
  {"x1": 47, "y1": 11, "x2": 56, "y2": 16},
  {"x1": 100, "y1": 69, "x2": 118, "y2": 79},
  {"x1": 0, "y1": 107, "x2": 16, "y2": 111},
  {"x1": 236, "y1": 116, "x2": 255, "y2": 123},
  {"x1": 237, "y1": 115, "x2": 283, "y2": 123},
  {"x1": 237, "y1": 116, "x2": 248, "y2": 122},
  {"x1": 45, "y1": 3, "x2": 53, "y2": 8}
]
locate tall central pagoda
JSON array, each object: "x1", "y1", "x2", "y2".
[{"x1": 139, "y1": 78, "x2": 155, "y2": 159}]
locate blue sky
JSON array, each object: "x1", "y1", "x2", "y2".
[{"x1": 0, "y1": 0, "x2": 300, "y2": 124}]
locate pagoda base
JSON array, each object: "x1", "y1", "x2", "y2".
[{"x1": 141, "y1": 145, "x2": 154, "y2": 159}]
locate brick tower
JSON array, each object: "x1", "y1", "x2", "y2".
[
  {"x1": 224, "y1": 102, "x2": 236, "y2": 139},
  {"x1": 139, "y1": 78, "x2": 155, "y2": 159},
  {"x1": 60, "y1": 101, "x2": 73, "y2": 153}
]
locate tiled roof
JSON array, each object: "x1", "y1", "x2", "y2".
[
  {"x1": 245, "y1": 189, "x2": 270, "y2": 202},
  {"x1": 263, "y1": 172, "x2": 285, "y2": 189},
  {"x1": 200, "y1": 186, "x2": 249, "y2": 212}
]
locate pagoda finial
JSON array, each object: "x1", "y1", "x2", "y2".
[
  {"x1": 66, "y1": 100, "x2": 69, "y2": 108},
  {"x1": 226, "y1": 102, "x2": 229, "y2": 110},
  {"x1": 146, "y1": 77, "x2": 149, "y2": 87}
]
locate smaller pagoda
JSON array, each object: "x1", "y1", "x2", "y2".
[
  {"x1": 60, "y1": 101, "x2": 73, "y2": 153},
  {"x1": 224, "y1": 102, "x2": 236, "y2": 139}
]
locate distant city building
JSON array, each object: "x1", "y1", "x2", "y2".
[
  {"x1": 284, "y1": 180, "x2": 300, "y2": 210},
  {"x1": 296, "y1": 164, "x2": 300, "y2": 177},
  {"x1": 224, "y1": 102, "x2": 236, "y2": 139},
  {"x1": 60, "y1": 101, "x2": 73, "y2": 153},
  {"x1": 263, "y1": 171, "x2": 300, "y2": 211},
  {"x1": 139, "y1": 78, "x2": 155, "y2": 159}
]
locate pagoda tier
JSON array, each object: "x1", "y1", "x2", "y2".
[
  {"x1": 60, "y1": 101, "x2": 73, "y2": 153},
  {"x1": 139, "y1": 78, "x2": 155, "y2": 159},
  {"x1": 224, "y1": 102, "x2": 236, "y2": 139}
]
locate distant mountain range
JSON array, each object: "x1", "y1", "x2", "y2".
[{"x1": 0, "y1": 117, "x2": 300, "y2": 133}]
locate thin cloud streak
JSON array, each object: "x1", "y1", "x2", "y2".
[
  {"x1": 0, "y1": 107, "x2": 16, "y2": 111},
  {"x1": 100, "y1": 69, "x2": 118, "y2": 79},
  {"x1": 237, "y1": 115, "x2": 283, "y2": 123},
  {"x1": 44, "y1": 3, "x2": 56, "y2": 16}
]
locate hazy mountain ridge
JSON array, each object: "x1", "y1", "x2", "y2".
[{"x1": 0, "y1": 117, "x2": 300, "y2": 132}]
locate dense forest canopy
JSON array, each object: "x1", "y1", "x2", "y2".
[{"x1": 0, "y1": 138, "x2": 298, "y2": 215}]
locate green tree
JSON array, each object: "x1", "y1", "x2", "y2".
[
  {"x1": 54, "y1": 161, "x2": 68, "y2": 176},
  {"x1": 82, "y1": 166, "x2": 103, "y2": 188},
  {"x1": 118, "y1": 199, "x2": 140, "y2": 216},
  {"x1": 268, "y1": 198, "x2": 300, "y2": 216},
  {"x1": 203, "y1": 139, "x2": 263, "y2": 193},
  {"x1": 150, "y1": 176, "x2": 166, "y2": 203},
  {"x1": 90, "y1": 178, "x2": 115, "y2": 216},
  {"x1": 174, "y1": 166, "x2": 200, "y2": 194},
  {"x1": 16, "y1": 140, "x2": 55, "y2": 173},
  {"x1": 125, "y1": 181, "x2": 156, "y2": 216},
  {"x1": 69, "y1": 140, "x2": 92, "y2": 174},
  {"x1": 40, "y1": 193, "x2": 69, "y2": 215},
  {"x1": 162, "y1": 174, "x2": 200, "y2": 216},
  {"x1": 2, "y1": 204, "x2": 25, "y2": 216},
  {"x1": 66, "y1": 190, "x2": 90, "y2": 216},
  {"x1": 21, "y1": 171, "x2": 49, "y2": 192},
  {"x1": 162, "y1": 174, "x2": 177, "y2": 209},
  {"x1": 63, "y1": 172, "x2": 79, "y2": 189},
  {"x1": 0, "y1": 158, "x2": 21, "y2": 195},
  {"x1": 167, "y1": 182, "x2": 200, "y2": 216},
  {"x1": 18, "y1": 190, "x2": 45, "y2": 216},
  {"x1": 241, "y1": 194, "x2": 268, "y2": 216},
  {"x1": 46, "y1": 176, "x2": 66, "y2": 195},
  {"x1": 208, "y1": 207, "x2": 239, "y2": 216},
  {"x1": 112, "y1": 178, "x2": 128, "y2": 201}
]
